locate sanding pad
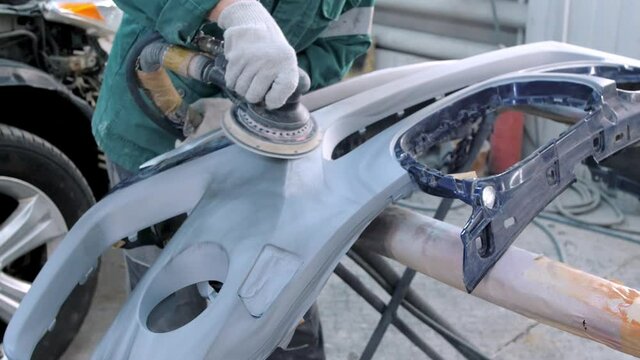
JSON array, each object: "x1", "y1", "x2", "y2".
[{"x1": 221, "y1": 105, "x2": 321, "y2": 159}]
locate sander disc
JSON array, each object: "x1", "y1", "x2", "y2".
[{"x1": 221, "y1": 106, "x2": 321, "y2": 159}]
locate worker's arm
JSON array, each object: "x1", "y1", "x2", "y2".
[
  {"x1": 298, "y1": 1, "x2": 374, "y2": 90},
  {"x1": 111, "y1": 0, "x2": 220, "y2": 45},
  {"x1": 298, "y1": 35, "x2": 372, "y2": 90},
  {"x1": 112, "y1": 0, "x2": 253, "y2": 45},
  {"x1": 113, "y1": 0, "x2": 299, "y2": 108}
]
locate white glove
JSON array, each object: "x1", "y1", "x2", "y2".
[
  {"x1": 217, "y1": 1, "x2": 299, "y2": 109},
  {"x1": 175, "y1": 97, "x2": 232, "y2": 147}
]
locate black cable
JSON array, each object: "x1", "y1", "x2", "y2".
[
  {"x1": 538, "y1": 213, "x2": 640, "y2": 246},
  {"x1": 334, "y1": 263, "x2": 445, "y2": 360},
  {"x1": 124, "y1": 31, "x2": 185, "y2": 140},
  {"x1": 531, "y1": 219, "x2": 566, "y2": 262}
]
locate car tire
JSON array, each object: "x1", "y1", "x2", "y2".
[{"x1": 0, "y1": 124, "x2": 99, "y2": 359}]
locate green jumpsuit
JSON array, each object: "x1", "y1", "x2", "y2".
[{"x1": 92, "y1": 0, "x2": 375, "y2": 172}]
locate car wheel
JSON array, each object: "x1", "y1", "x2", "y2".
[{"x1": 0, "y1": 124, "x2": 99, "y2": 359}]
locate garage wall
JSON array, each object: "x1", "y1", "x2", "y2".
[
  {"x1": 371, "y1": 0, "x2": 527, "y2": 68},
  {"x1": 526, "y1": 0, "x2": 640, "y2": 58},
  {"x1": 524, "y1": 0, "x2": 640, "y2": 154}
]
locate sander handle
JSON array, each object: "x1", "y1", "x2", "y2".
[
  {"x1": 191, "y1": 33, "x2": 311, "y2": 106},
  {"x1": 138, "y1": 39, "x2": 311, "y2": 109},
  {"x1": 198, "y1": 52, "x2": 311, "y2": 107}
]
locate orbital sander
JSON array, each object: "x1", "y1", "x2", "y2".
[
  {"x1": 222, "y1": 74, "x2": 321, "y2": 159},
  {"x1": 128, "y1": 33, "x2": 321, "y2": 159}
]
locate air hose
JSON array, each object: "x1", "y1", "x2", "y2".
[
  {"x1": 125, "y1": 32, "x2": 186, "y2": 140},
  {"x1": 126, "y1": 32, "x2": 233, "y2": 140},
  {"x1": 547, "y1": 177, "x2": 625, "y2": 227}
]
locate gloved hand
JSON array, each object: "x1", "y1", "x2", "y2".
[
  {"x1": 217, "y1": 1, "x2": 299, "y2": 109},
  {"x1": 175, "y1": 97, "x2": 233, "y2": 147}
]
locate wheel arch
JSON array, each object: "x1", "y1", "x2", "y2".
[{"x1": 0, "y1": 59, "x2": 109, "y2": 199}]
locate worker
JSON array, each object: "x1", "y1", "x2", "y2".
[{"x1": 93, "y1": 0, "x2": 374, "y2": 358}]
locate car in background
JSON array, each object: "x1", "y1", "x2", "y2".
[{"x1": 0, "y1": 0, "x2": 121, "y2": 358}]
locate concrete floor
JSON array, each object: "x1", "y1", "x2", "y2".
[{"x1": 61, "y1": 193, "x2": 640, "y2": 359}]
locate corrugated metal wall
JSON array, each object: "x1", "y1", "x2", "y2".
[
  {"x1": 526, "y1": 0, "x2": 640, "y2": 58},
  {"x1": 524, "y1": 0, "x2": 640, "y2": 153},
  {"x1": 371, "y1": 0, "x2": 527, "y2": 68}
]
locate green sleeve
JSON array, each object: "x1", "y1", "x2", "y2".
[
  {"x1": 112, "y1": 0, "x2": 220, "y2": 45},
  {"x1": 297, "y1": 0, "x2": 374, "y2": 90},
  {"x1": 297, "y1": 34, "x2": 372, "y2": 90}
]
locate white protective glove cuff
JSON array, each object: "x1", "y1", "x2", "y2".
[{"x1": 217, "y1": 1, "x2": 299, "y2": 109}]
